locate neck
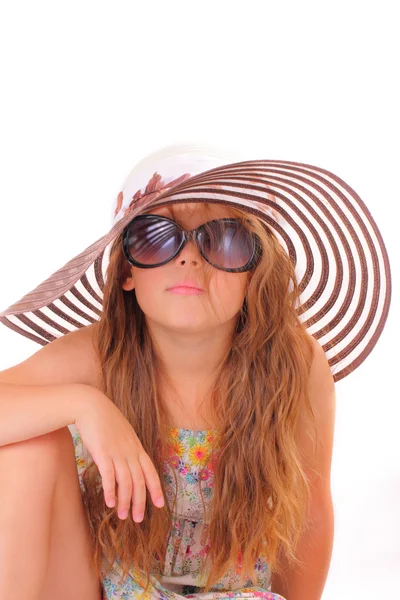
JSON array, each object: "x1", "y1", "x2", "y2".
[{"x1": 145, "y1": 316, "x2": 235, "y2": 406}]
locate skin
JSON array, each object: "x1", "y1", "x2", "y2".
[
  {"x1": 121, "y1": 202, "x2": 250, "y2": 425},
  {"x1": 0, "y1": 428, "x2": 102, "y2": 599}
]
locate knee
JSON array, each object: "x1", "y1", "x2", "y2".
[
  {"x1": 38, "y1": 426, "x2": 74, "y2": 446},
  {"x1": 0, "y1": 428, "x2": 79, "y2": 511},
  {"x1": 0, "y1": 426, "x2": 74, "y2": 466},
  {"x1": 28, "y1": 427, "x2": 75, "y2": 461}
]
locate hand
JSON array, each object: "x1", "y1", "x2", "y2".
[{"x1": 74, "y1": 389, "x2": 165, "y2": 522}]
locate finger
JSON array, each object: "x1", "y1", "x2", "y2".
[
  {"x1": 127, "y1": 458, "x2": 147, "y2": 522},
  {"x1": 137, "y1": 452, "x2": 165, "y2": 508},
  {"x1": 113, "y1": 460, "x2": 133, "y2": 520},
  {"x1": 97, "y1": 456, "x2": 116, "y2": 508}
]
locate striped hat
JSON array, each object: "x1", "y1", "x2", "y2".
[{"x1": 0, "y1": 142, "x2": 392, "y2": 382}]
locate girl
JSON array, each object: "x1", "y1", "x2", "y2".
[{"x1": 0, "y1": 143, "x2": 391, "y2": 600}]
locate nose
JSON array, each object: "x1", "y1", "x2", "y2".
[{"x1": 174, "y1": 237, "x2": 203, "y2": 266}]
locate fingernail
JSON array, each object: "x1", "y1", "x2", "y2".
[
  {"x1": 119, "y1": 510, "x2": 128, "y2": 519},
  {"x1": 155, "y1": 497, "x2": 165, "y2": 508},
  {"x1": 135, "y1": 513, "x2": 144, "y2": 522}
]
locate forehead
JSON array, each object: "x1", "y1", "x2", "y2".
[{"x1": 141, "y1": 202, "x2": 237, "y2": 227}]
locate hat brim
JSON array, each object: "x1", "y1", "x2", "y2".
[{"x1": 0, "y1": 159, "x2": 392, "y2": 383}]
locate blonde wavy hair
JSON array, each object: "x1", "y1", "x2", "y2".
[{"x1": 81, "y1": 201, "x2": 318, "y2": 595}]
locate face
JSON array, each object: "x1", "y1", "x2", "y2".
[{"x1": 121, "y1": 203, "x2": 250, "y2": 335}]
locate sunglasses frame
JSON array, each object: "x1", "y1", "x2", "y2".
[{"x1": 122, "y1": 214, "x2": 262, "y2": 273}]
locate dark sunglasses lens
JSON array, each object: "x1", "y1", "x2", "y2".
[
  {"x1": 198, "y1": 221, "x2": 255, "y2": 269},
  {"x1": 126, "y1": 217, "x2": 181, "y2": 265}
]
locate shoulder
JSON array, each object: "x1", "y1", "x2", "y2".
[
  {"x1": 303, "y1": 334, "x2": 336, "y2": 433},
  {"x1": 0, "y1": 322, "x2": 103, "y2": 391},
  {"x1": 308, "y1": 335, "x2": 335, "y2": 393},
  {"x1": 69, "y1": 322, "x2": 103, "y2": 390}
]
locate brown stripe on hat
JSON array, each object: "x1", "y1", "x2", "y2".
[
  {"x1": 32, "y1": 309, "x2": 72, "y2": 335},
  {"x1": 0, "y1": 316, "x2": 49, "y2": 346},
  {"x1": 69, "y1": 286, "x2": 102, "y2": 317}
]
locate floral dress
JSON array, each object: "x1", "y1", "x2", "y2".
[{"x1": 70, "y1": 424, "x2": 287, "y2": 600}]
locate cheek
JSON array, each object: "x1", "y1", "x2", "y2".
[
  {"x1": 211, "y1": 273, "x2": 247, "y2": 310},
  {"x1": 132, "y1": 270, "x2": 165, "y2": 307},
  {"x1": 134, "y1": 268, "x2": 165, "y2": 289}
]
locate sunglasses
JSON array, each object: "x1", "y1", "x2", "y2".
[{"x1": 122, "y1": 214, "x2": 262, "y2": 273}]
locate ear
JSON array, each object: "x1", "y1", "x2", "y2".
[{"x1": 121, "y1": 267, "x2": 135, "y2": 292}]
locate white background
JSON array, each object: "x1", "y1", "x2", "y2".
[{"x1": 0, "y1": 1, "x2": 399, "y2": 598}]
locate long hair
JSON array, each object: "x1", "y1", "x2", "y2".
[{"x1": 81, "y1": 202, "x2": 318, "y2": 595}]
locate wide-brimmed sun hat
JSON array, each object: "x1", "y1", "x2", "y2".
[{"x1": 0, "y1": 142, "x2": 392, "y2": 382}]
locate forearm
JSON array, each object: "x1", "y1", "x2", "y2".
[
  {"x1": 271, "y1": 505, "x2": 334, "y2": 600},
  {"x1": 0, "y1": 381, "x2": 95, "y2": 446}
]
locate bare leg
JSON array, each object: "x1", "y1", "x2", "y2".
[{"x1": 0, "y1": 427, "x2": 102, "y2": 599}]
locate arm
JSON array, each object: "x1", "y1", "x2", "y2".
[
  {"x1": 271, "y1": 505, "x2": 334, "y2": 600},
  {"x1": 0, "y1": 325, "x2": 102, "y2": 446},
  {"x1": 0, "y1": 380, "x2": 98, "y2": 446},
  {"x1": 271, "y1": 337, "x2": 336, "y2": 600}
]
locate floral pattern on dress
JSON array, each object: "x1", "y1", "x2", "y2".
[{"x1": 70, "y1": 425, "x2": 287, "y2": 600}]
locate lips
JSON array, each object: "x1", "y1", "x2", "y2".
[{"x1": 168, "y1": 281, "x2": 204, "y2": 291}]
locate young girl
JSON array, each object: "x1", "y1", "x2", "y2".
[{"x1": 0, "y1": 143, "x2": 391, "y2": 600}]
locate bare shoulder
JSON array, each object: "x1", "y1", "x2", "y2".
[
  {"x1": 308, "y1": 334, "x2": 334, "y2": 383},
  {"x1": 0, "y1": 322, "x2": 103, "y2": 391}
]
